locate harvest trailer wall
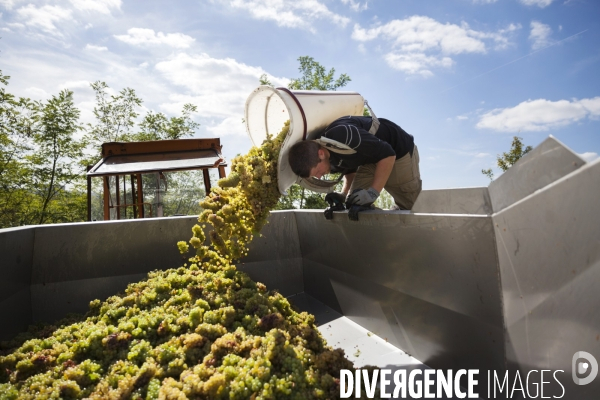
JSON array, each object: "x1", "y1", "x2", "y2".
[{"x1": 1, "y1": 136, "x2": 599, "y2": 398}]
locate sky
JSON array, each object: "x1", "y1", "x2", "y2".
[{"x1": 1, "y1": 0, "x2": 599, "y2": 190}]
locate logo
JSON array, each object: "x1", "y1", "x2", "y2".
[{"x1": 572, "y1": 351, "x2": 598, "y2": 385}]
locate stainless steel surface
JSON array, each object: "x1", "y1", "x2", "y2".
[
  {"x1": 0, "y1": 213, "x2": 303, "y2": 338},
  {"x1": 289, "y1": 292, "x2": 473, "y2": 399},
  {"x1": 412, "y1": 187, "x2": 492, "y2": 215},
  {"x1": 493, "y1": 158, "x2": 600, "y2": 398},
  {"x1": 1, "y1": 136, "x2": 598, "y2": 398},
  {"x1": 238, "y1": 211, "x2": 304, "y2": 297},
  {"x1": 488, "y1": 136, "x2": 585, "y2": 213},
  {"x1": 0, "y1": 226, "x2": 34, "y2": 340}
]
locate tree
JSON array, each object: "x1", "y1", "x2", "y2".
[
  {"x1": 83, "y1": 81, "x2": 143, "y2": 165},
  {"x1": 27, "y1": 90, "x2": 85, "y2": 224},
  {"x1": 134, "y1": 103, "x2": 200, "y2": 141},
  {"x1": 259, "y1": 74, "x2": 272, "y2": 86},
  {"x1": 288, "y1": 56, "x2": 351, "y2": 91},
  {"x1": 277, "y1": 56, "x2": 351, "y2": 210},
  {"x1": 482, "y1": 136, "x2": 533, "y2": 181},
  {"x1": 0, "y1": 70, "x2": 37, "y2": 227}
]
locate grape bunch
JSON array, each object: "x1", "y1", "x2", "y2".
[{"x1": 0, "y1": 122, "x2": 371, "y2": 400}]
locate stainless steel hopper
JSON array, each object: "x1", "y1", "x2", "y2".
[{"x1": 1, "y1": 136, "x2": 599, "y2": 399}]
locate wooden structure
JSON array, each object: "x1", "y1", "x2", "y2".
[{"x1": 86, "y1": 138, "x2": 227, "y2": 221}]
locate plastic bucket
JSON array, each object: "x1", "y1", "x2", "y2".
[{"x1": 245, "y1": 85, "x2": 365, "y2": 195}]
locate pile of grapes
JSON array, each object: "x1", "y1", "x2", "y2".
[{"x1": 0, "y1": 122, "x2": 364, "y2": 400}]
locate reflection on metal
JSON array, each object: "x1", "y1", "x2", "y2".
[
  {"x1": 493, "y1": 158, "x2": 600, "y2": 397},
  {"x1": 86, "y1": 139, "x2": 227, "y2": 221},
  {"x1": 1, "y1": 136, "x2": 598, "y2": 398},
  {"x1": 488, "y1": 135, "x2": 585, "y2": 213}
]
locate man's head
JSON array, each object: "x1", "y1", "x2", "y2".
[{"x1": 288, "y1": 140, "x2": 330, "y2": 179}]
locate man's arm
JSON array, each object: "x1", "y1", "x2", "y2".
[
  {"x1": 341, "y1": 173, "x2": 355, "y2": 195},
  {"x1": 370, "y1": 155, "x2": 395, "y2": 193}
]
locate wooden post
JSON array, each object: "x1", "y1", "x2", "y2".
[
  {"x1": 115, "y1": 175, "x2": 121, "y2": 220},
  {"x1": 86, "y1": 166, "x2": 92, "y2": 221},
  {"x1": 103, "y1": 176, "x2": 110, "y2": 221},
  {"x1": 203, "y1": 169, "x2": 211, "y2": 195},
  {"x1": 137, "y1": 174, "x2": 144, "y2": 218},
  {"x1": 130, "y1": 174, "x2": 137, "y2": 219}
]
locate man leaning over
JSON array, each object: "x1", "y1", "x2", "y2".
[{"x1": 287, "y1": 115, "x2": 422, "y2": 210}]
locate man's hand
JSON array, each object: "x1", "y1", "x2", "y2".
[
  {"x1": 324, "y1": 192, "x2": 346, "y2": 207},
  {"x1": 346, "y1": 188, "x2": 379, "y2": 206}
]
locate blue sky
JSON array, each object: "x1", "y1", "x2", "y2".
[{"x1": 1, "y1": 0, "x2": 599, "y2": 189}]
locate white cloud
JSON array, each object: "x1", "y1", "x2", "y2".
[
  {"x1": 155, "y1": 53, "x2": 289, "y2": 124},
  {"x1": 14, "y1": 4, "x2": 73, "y2": 35},
  {"x1": 206, "y1": 117, "x2": 248, "y2": 137},
  {"x1": 0, "y1": 0, "x2": 25, "y2": 10},
  {"x1": 457, "y1": 115, "x2": 469, "y2": 120},
  {"x1": 114, "y1": 28, "x2": 195, "y2": 48},
  {"x1": 58, "y1": 80, "x2": 91, "y2": 90},
  {"x1": 24, "y1": 86, "x2": 49, "y2": 99},
  {"x1": 352, "y1": 16, "x2": 520, "y2": 77},
  {"x1": 384, "y1": 52, "x2": 454, "y2": 77},
  {"x1": 472, "y1": 0, "x2": 499, "y2": 3},
  {"x1": 224, "y1": 0, "x2": 350, "y2": 32},
  {"x1": 85, "y1": 44, "x2": 108, "y2": 51},
  {"x1": 341, "y1": 0, "x2": 368, "y2": 12},
  {"x1": 519, "y1": 0, "x2": 554, "y2": 7},
  {"x1": 578, "y1": 152, "x2": 599, "y2": 163},
  {"x1": 529, "y1": 21, "x2": 552, "y2": 50},
  {"x1": 69, "y1": 0, "x2": 121, "y2": 14},
  {"x1": 477, "y1": 97, "x2": 600, "y2": 132}
]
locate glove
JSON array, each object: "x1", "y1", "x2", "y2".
[
  {"x1": 346, "y1": 188, "x2": 379, "y2": 206},
  {"x1": 324, "y1": 192, "x2": 346, "y2": 207},
  {"x1": 324, "y1": 192, "x2": 347, "y2": 220}
]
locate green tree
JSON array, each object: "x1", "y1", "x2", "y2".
[
  {"x1": 259, "y1": 73, "x2": 272, "y2": 86},
  {"x1": 27, "y1": 90, "x2": 85, "y2": 224},
  {"x1": 83, "y1": 81, "x2": 143, "y2": 165},
  {"x1": 0, "y1": 71, "x2": 37, "y2": 227},
  {"x1": 134, "y1": 103, "x2": 200, "y2": 141},
  {"x1": 288, "y1": 56, "x2": 351, "y2": 91},
  {"x1": 278, "y1": 56, "x2": 351, "y2": 210},
  {"x1": 482, "y1": 136, "x2": 533, "y2": 181}
]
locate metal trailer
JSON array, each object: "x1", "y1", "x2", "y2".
[{"x1": 1, "y1": 136, "x2": 599, "y2": 399}]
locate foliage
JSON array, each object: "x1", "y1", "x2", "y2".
[
  {"x1": 258, "y1": 73, "x2": 272, "y2": 86},
  {"x1": 288, "y1": 56, "x2": 351, "y2": 91},
  {"x1": 374, "y1": 189, "x2": 395, "y2": 209},
  {"x1": 134, "y1": 104, "x2": 199, "y2": 142},
  {"x1": 482, "y1": 136, "x2": 533, "y2": 181},
  {"x1": 83, "y1": 81, "x2": 143, "y2": 166},
  {"x1": 28, "y1": 90, "x2": 85, "y2": 224},
  {"x1": 0, "y1": 75, "x2": 203, "y2": 228},
  {"x1": 0, "y1": 71, "x2": 36, "y2": 227}
]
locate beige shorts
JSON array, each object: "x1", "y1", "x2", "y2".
[{"x1": 349, "y1": 145, "x2": 422, "y2": 210}]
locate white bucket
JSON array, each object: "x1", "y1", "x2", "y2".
[{"x1": 244, "y1": 85, "x2": 365, "y2": 195}]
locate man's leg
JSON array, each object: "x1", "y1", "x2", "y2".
[{"x1": 384, "y1": 145, "x2": 422, "y2": 210}]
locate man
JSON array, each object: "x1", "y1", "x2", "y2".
[{"x1": 288, "y1": 115, "x2": 421, "y2": 210}]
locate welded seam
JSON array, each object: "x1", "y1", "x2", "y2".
[
  {"x1": 391, "y1": 308, "x2": 417, "y2": 357},
  {"x1": 497, "y1": 229, "x2": 531, "y2": 364}
]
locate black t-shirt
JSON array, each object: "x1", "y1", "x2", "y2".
[{"x1": 318, "y1": 116, "x2": 414, "y2": 175}]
